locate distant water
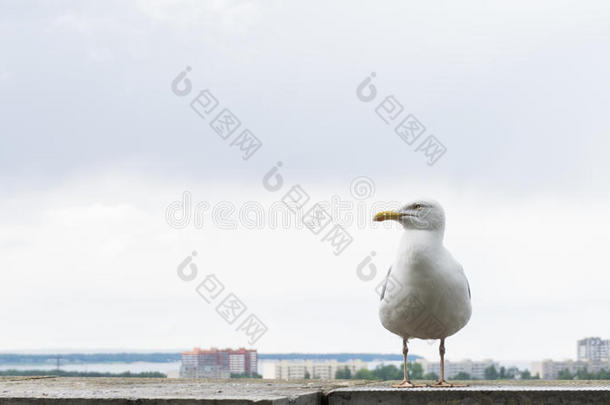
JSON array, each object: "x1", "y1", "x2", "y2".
[{"x1": 0, "y1": 362, "x2": 181, "y2": 374}]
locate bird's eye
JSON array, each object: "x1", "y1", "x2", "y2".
[{"x1": 414, "y1": 204, "x2": 421, "y2": 210}]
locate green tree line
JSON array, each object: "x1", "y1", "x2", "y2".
[
  {"x1": 334, "y1": 363, "x2": 437, "y2": 380},
  {"x1": 334, "y1": 364, "x2": 541, "y2": 381},
  {"x1": 230, "y1": 372, "x2": 262, "y2": 378},
  {"x1": 0, "y1": 369, "x2": 166, "y2": 378},
  {"x1": 557, "y1": 368, "x2": 610, "y2": 380},
  {"x1": 0, "y1": 353, "x2": 180, "y2": 364}
]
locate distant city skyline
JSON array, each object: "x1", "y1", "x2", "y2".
[{"x1": 5, "y1": 335, "x2": 608, "y2": 378}]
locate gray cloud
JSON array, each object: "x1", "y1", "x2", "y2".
[{"x1": 0, "y1": 1, "x2": 608, "y2": 194}]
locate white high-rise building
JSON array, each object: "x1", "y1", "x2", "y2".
[
  {"x1": 577, "y1": 337, "x2": 610, "y2": 362},
  {"x1": 531, "y1": 337, "x2": 610, "y2": 379},
  {"x1": 229, "y1": 353, "x2": 246, "y2": 374},
  {"x1": 417, "y1": 359, "x2": 499, "y2": 380},
  {"x1": 273, "y1": 360, "x2": 366, "y2": 380},
  {"x1": 531, "y1": 359, "x2": 610, "y2": 379}
]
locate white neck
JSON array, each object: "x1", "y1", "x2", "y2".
[{"x1": 402, "y1": 228, "x2": 444, "y2": 246}]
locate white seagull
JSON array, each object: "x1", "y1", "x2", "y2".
[{"x1": 374, "y1": 199, "x2": 471, "y2": 388}]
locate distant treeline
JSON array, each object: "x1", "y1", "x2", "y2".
[
  {"x1": 0, "y1": 353, "x2": 181, "y2": 364},
  {"x1": 0, "y1": 370, "x2": 166, "y2": 378},
  {"x1": 335, "y1": 364, "x2": 539, "y2": 381},
  {"x1": 0, "y1": 353, "x2": 411, "y2": 364},
  {"x1": 558, "y1": 368, "x2": 610, "y2": 380}
]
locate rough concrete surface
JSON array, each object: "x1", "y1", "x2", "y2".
[
  {"x1": 2, "y1": 378, "x2": 610, "y2": 405},
  {"x1": 329, "y1": 382, "x2": 610, "y2": 405},
  {"x1": 0, "y1": 377, "x2": 332, "y2": 405}
]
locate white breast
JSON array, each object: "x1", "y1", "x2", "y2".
[{"x1": 378, "y1": 232, "x2": 471, "y2": 340}]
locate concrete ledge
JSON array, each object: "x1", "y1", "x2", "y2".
[
  {"x1": 328, "y1": 383, "x2": 610, "y2": 405},
  {"x1": 2, "y1": 378, "x2": 610, "y2": 405},
  {"x1": 0, "y1": 378, "x2": 330, "y2": 405}
]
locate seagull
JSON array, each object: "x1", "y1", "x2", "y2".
[{"x1": 374, "y1": 199, "x2": 471, "y2": 388}]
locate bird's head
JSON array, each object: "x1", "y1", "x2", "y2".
[{"x1": 373, "y1": 199, "x2": 445, "y2": 232}]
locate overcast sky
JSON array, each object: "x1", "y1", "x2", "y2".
[{"x1": 1, "y1": 0, "x2": 610, "y2": 363}]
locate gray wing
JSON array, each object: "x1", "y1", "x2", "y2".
[
  {"x1": 380, "y1": 266, "x2": 392, "y2": 301},
  {"x1": 467, "y1": 279, "x2": 471, "y2": 299}
]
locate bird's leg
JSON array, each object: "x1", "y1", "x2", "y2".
[
  {"x1": 403, "y1": 338, "x2": 409, "y2": 382},
  {"x1": 430, "y1": 338, "x2": 467, "y2": 387},
  {"x1": 392, "y1": 339, "x2": 424, "y2": 388},
  {"x1": 439, "y1": 338, "x2": 446, "y2": 382}
]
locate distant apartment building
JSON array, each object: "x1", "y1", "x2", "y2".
[
  {"x1": 577, "y1": 337, "x2": 609, "y2": 362},
  {"x1": 179, "y1": 347, "x2": 257, "y2": 378},
  {"x1": 532, "y1": 360, "x2": 577, "y2": 380},
  {"x1": 531, "y1": 337, "x2": 610, "y2": 379},
  {"x1": 417, "y1": 359, "x2": 499, "y2": 380},
  {"x1": 530, "y1": 359, "x2": 610, "y2": 379},
  {"x1": 274, "y1": 360, "x2": 365, "y2": 380}
]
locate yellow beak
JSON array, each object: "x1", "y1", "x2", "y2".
[{"x1": 373, "y1": 210, "x2": 403, "y2": 222}]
